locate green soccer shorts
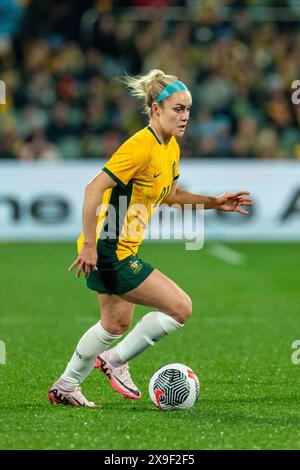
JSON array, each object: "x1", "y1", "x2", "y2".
[{"x1": 87, "y1": 254, "x2": 154, "y2": 295}]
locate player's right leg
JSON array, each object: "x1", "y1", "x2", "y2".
[
  {"x1": 94, "y1": 293, "x2": 141, "y2": 399},
  {"x1": 48, "y1": 295, "x2": 134, "y2": 407}
]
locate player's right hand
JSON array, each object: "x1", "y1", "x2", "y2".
[{"x1": 69, "y1": 245, "x2": 97, "y2": 279}]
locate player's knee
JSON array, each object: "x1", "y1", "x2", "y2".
[
  {"x1": 116, "y1": 325, "x2": 131, "y2": 335},
  {"x1": 101, "y1": 319, "x2": 131, "y2": 336},
  {"x1": 172, "y1": 296, "x2": 192, "y2": 324}
]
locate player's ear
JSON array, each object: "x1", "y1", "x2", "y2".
[{"x1": 152, "y1": 102, "x2": 160, "y2": 117}]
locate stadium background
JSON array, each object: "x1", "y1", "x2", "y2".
[{"x1": 1, "y1": 0, "x2": 300, "y2": 451}]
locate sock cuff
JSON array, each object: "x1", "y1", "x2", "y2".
[
  {"x1": 97, "y1": 322, "x2": 123, "y2": 345},
  {"x1": 156, "y1": 311, "x2": 183, "y2": 335}
]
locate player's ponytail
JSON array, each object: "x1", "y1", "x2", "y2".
[{"x1": 121, "y1": 69, "x2": 178, "y2": 116}]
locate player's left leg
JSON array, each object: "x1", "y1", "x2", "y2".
[{"x1": 97, "y1": 268, "x2": 192, "y2": 399}]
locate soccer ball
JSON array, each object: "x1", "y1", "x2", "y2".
[{"x1": 149, "y1": 363, "x2": 200, "y2": 411}]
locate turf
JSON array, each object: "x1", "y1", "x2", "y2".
[{"x1": 0, "y1": 241, "x2": 300, "y2": 450}]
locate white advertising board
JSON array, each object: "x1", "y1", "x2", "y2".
[{"x1": 0, "y1": 160, "x2": 299, "y2": 241}]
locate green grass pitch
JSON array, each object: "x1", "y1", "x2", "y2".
[{"x1": 0, "y1": 241, "x2": 299, "y2": 450}]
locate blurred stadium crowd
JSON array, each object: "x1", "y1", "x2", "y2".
[{"x1": 1, "y1": 0, "x2": 300, "y2": 160}]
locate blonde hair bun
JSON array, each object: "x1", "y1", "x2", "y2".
[{"x1": 121, "y1": 69, "x2": 178, "y2": 116}]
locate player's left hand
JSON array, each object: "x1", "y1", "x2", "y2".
[{"x1": 216, "y1": 191, "x2": 252, "y2": 215}]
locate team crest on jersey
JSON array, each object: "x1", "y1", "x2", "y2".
[{"x1": 129, "y1": 259, "x2": 143, "y2": 274}]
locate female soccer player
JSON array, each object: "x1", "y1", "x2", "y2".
[{"x1": 48, "y1": 70, "x2": 252, "y2": 407}]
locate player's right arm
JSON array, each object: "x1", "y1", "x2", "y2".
[
  {"x1": 69, "y1": 171, "x2": 117, "y2": 278},
  {"x1": 70, "y1": 136, "x2": 148, "y2": 279}
]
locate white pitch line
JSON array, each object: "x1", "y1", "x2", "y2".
[{"x1": 208, "y1": 243, "x2": 246, "y2": 265}]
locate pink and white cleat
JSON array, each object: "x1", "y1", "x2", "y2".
[
  {"x1": 95, "y1": 351, "x2": 141, "y2": 400},
  {"x1": 48, "y1": 383, "x2": 100, "y2": 408}
]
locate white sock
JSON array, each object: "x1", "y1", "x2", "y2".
[
  {"x1": 108, "y1": 311, "x2": 183, "y2": 366},
  {"x1": 59, "y1": 322, "x2": 122, "y2": 389}
]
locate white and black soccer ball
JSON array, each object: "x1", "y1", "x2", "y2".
[{"x1": 149, "y1": 363, "x2": 200, "y2": 411}]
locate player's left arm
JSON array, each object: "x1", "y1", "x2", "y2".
[{"x1": 163, "y1": 180, "x2": 252, "y2": 214}]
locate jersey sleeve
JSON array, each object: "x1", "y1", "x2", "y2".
[{"x1": 102, "y1": 140, "x2": 148, "y2": 189}]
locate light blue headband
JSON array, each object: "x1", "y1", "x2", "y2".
[{"x1": 155, "y1": 80, "x2": 189, "y2": 103}]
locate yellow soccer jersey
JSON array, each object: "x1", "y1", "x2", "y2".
[{"x1": 78, "y1": 126, "x2": 180, "y2": 261}]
